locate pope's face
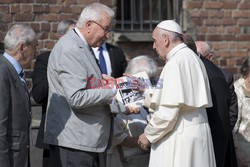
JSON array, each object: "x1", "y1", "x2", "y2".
[{"x1": 152, "y1": 28, "x2": 167, "y2": 60}]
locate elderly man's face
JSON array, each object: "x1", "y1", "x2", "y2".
[
  {"x1": 195, "y1": 41, "x2": 213, "y2": 60},
  {"x1": 20, "y1": 39, "x2": 37, "y2": 68},
  {"x1": 152, "y1": 28, "x2": 167, "y2": 60},
  {"x1": 89, "y1": 13, "x2": 111, "y2": 47}
]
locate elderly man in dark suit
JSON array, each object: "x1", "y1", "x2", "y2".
[
  {"x1": 31, "y1": 19, "x2": 76, "y2": 167},
  {"x1": 195, "y1": 41, "x2": 238, "y2": 167},
  {"x1": 195, "y1": 41, "x2": 238, "y2": 130},
  {"x1": 199, "y1": 55, "x2": 238, "y2": 167},
  {"x1": 0, "y1": 24, "x2": 37, "y2": 167},
  {"x1": 183, "y1": 36, "x2": 238, "y2": 167}
]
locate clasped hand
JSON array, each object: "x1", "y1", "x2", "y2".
[
  {"x1": 102, "y1": 74, "x2": 118, "y2": 89},
  {"x1": 138, "y1": 133, "x2": 150, "y2": 150}
]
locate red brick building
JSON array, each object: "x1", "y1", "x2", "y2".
[
  {"x1": 1, "y1": 1, "x2": 250, "y2": 166},
  {"x1": 0, "y1": 0, "x2": 250, "y2": 80}
]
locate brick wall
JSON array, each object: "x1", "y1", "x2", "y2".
[
  {"x1": 1, "y1": 0, "x2": 250, "y2": 79},
  {"x1": 0, "y1": 0, "x2": 116, "y2": 63},
  {"x1": 183, "y1": 0, "x2": 250, "y2": 79},
  {"x1": 0, "y1": 0, "x2": 116, "y2": 89}
]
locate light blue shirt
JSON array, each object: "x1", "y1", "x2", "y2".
[{"x1": 3, "y1": 52, "x2": 23, "y2": 79}]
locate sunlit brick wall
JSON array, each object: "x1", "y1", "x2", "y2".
[
  {"x1": 183, "y1": 0, "x2": 250, "y2": 78},
  {"x1": 0, "y1": 0, "x2": 116, "y2": 67}
]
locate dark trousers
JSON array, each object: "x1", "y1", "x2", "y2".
[
  {"x1": 42, "y1": 149, "x2": 50, "y2": 167},
  {"x1": 48, "y1": 145, "x2": 106, "y2": 167}
]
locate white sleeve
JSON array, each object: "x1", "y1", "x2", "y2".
[{"x1": 144, "y1": 105, "x2": 179, "y2": 143}]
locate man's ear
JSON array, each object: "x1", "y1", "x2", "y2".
[
  {"x1": 207, "y1": 53, "x2": 213, "y2": 60},
  {"x1": 86, "y1": 21, "x2": 92, "y2": 33},
  {"x1": 19, "y1": 43, "x2": 25, "y2": 54},
  {"x1": 163, "y1": 34, "x2": 170, "y2": 47}
]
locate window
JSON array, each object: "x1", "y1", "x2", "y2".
[{"x1": 115, "y1": 0, "x2": 182, "y2": 32}]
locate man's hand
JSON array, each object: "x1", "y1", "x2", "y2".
[
  {"x1": 102, "y1": 74, "x2": 117, "y2": 89},
  {"x1": 125, "y1": 105, "x2": 140, "y2": 115},
  {"x1": 138, "y1": 133, "x2": 150, "y2": 150}
]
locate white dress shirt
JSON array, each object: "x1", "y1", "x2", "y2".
[{"x1": 92, "y1": 43, "x2": 112, "y2": 76}]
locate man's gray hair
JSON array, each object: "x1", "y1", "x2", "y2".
[
  {"x1": 125, "y1": 55, "x2": 158, "y2": 80},
  {"x1": 76, "y1": 2, "x2": 114, "y2": 28},
  {"x1": 195, "y1": 41, "x2": 211, "y2": 57},
  {"x1": 57, "y1": 19, "x2": 76, "y2": 35},
  {"x1": 4, "y1": 24, "x2": 36, "y2": 51}
]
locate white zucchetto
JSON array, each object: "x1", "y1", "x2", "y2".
[{"x1": 157, "y1": 20, "x2": 182, "y2": 34}]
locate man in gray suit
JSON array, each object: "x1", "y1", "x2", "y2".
[
  {"x1": 44, "y1": 3, "x2": 118, "y2": 167},
  {"x1": 32, "y1": 19, "x2": 76, "y2": 167},
  {"x1": 0, "y1": 24, "x2": 37, "y2": 167}
]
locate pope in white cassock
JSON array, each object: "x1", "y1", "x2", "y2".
[{"x1": 138, "y1": 20, "x2": 217, "y2": 167}]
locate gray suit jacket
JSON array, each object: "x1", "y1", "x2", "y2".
[
  {"x1": 0, "y1": 55, "x2": 31, "y2": 167},
  {"x1": 44, "y1": 30, "x2": 116, "y2": 152}
]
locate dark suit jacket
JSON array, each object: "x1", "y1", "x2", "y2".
[
  {"x1": 200, "y1": 56, "x2": 237, "y2": 167},
  {"x1": 220, "y1": 68, "x2": 238, "y2": 130},
  {"x1": 0, "y1": 55, "x2": 31, "y2": 167},
  {"x1": 0, "y1": 42, "x2": 4, "y2": 51},
  {"x1": 32, "y1": 52, "x2": 50, "y2": 149},
  {"x1": 106, "y1": 43, "x2": 127, "y2": 78}
]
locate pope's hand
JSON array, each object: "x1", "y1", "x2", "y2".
[
  {"x1": 123, "y1": 73, "x2": 146, "y2": 93},
  {"x1": 138, "y1": 133, "x2": 150, "y2": 150},
  {"x1": 125, "y1": 105, "x2": 140, "y2": 115}
]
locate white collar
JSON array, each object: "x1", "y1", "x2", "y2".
[
  {"x1": 74, "y1": 27, "x2": 88, "y2": 46},
  {"x1": 92, "y1": 42, "x2": 107, "y2": 52},
  {"x1": 166, "y1": 43, "x2": 187, "y2": 61}
]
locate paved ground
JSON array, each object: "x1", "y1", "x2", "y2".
[
  {"x1": 30, "y1": 104, "x2": 250, "y2": 167},
  {"x1": 30, "y1": 105, "x2": 43, "y2": 167},
  {"x1": 234, "y1": 134, "x2": 250, "y2": 167}
]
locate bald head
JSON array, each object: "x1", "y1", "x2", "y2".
[{"x1": 195, "y1": 41, "x2": 212, "y2": 59}]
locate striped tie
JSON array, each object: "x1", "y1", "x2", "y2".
[
  {"x1": 20, "y1": 69, "x2": 26, "y2": 85},
  {"x1": 19, "y1": 69, "x2": 29, "y2": 97}
]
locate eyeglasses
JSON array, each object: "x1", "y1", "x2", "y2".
[{"x1": 91, "y1": 21, "x2": 111, "y2": 33}]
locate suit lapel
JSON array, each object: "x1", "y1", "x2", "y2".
[
  {"x1": 0, "y1": 55, "x2": 30, "y2": 114},
  {"x1": 85, "y1": 49, "x2": 102, "y2": 77},
  {"x1": 69, "y1": 31, "x2": 102, "y2": 78}
]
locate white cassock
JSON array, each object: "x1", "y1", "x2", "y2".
[{"x1": 145, "y1": 43, "x2": 216, "y2": 167}]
